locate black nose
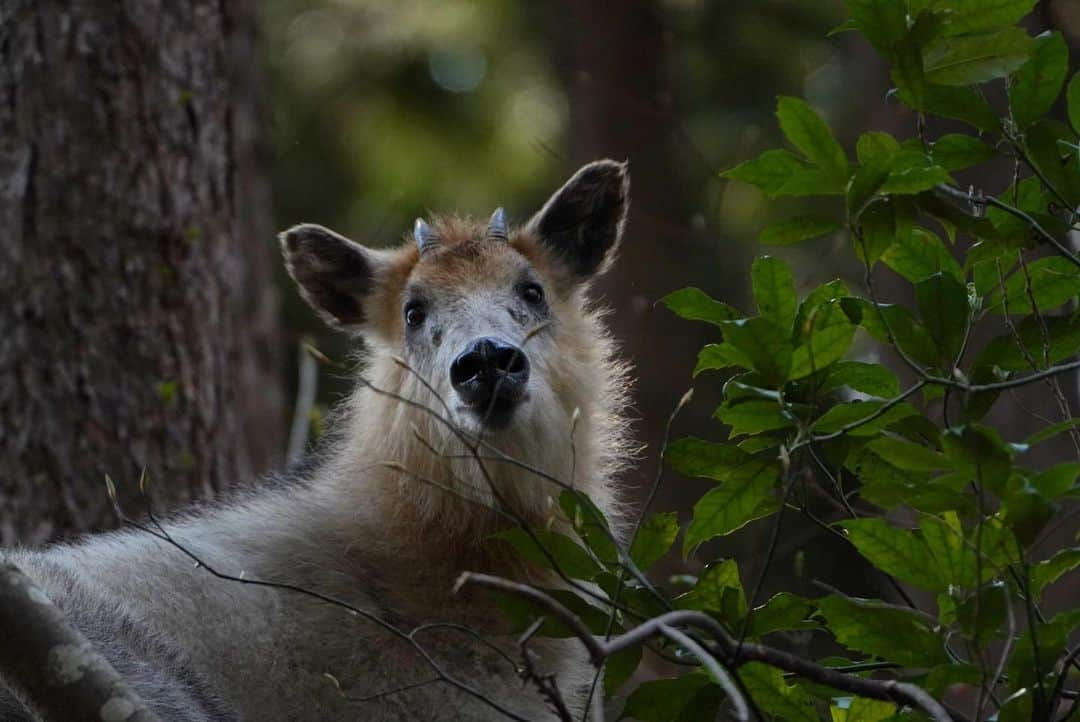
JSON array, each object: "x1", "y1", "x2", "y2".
[{"x1": 450, "y1": 337, "x2": 530, "y2": 410}]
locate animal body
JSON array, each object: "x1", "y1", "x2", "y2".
[{"x1": 0, "y1": 160, "x2": 633, "y2": 721}]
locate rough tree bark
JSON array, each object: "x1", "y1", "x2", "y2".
[{"x1": 0, "y1": 0, "x2": 282, "y2": 545}]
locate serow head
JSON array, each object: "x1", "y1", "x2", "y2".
[{"x1": 279, "y1": 159, "x2": 630, "y2": 438}]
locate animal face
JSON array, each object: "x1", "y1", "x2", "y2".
[
  {"x1": 403, "y1": 236, "x2": 548, "y2": 431},
  {"x1": 281, "y1": 160, "x2": 629, "y2": 444}
]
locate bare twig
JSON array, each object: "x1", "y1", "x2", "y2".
[
  {"x1": 658, "y1": 623, "x2": 750, "y2": 722},
  {"x1": 459, "y1": 572, "x2": 954, "y2": 722},
  {"x1": 517, "y1": 618, "x2": 573, "y2": 722},
  {"x1": 935, "y1": 184, "x2": 1080, "y2": 270},
  {"x1": 287, "y1": 341, "x2": 320, "y2": 463}
]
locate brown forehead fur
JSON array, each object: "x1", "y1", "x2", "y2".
[{"x1": 369, "y1": 215, "x2": 558, "y2": 339}]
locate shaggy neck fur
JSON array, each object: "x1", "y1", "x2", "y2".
[{"x1": 308, "y1": 292, "x2": 632, "y2": 617}]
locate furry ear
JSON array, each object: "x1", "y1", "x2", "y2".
[
  {"x1": 526, "y1": 159, "x2": 630, "y2": 280},
  {"x1": 280, "y1": 224, "x2": 387, "y2": 330}
]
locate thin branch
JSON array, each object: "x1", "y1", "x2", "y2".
[
  {"x1": 459, "y1": 573, "x2": 954, "y2": 722},
  {"x1": 517, "y1": 618, "x2": 574, "y2": 722},
  {"x1": 583, "y1": 388, "x2": 693, "y2": 719},
  {"x1": 658, "y1": 623, "x2": 749, "y2": 722},
  {"x1": 935, "y1": 184, "x2": 1080, "y2": 270},
  {"x1": 735, "y1": 451, "x2": 798, "y2": 656},
  {"x1": 286, "y1": 341, "x2": 320, "y2": 463},
  {"x1": 793, "y1": 381, "x2": 926, "y2": 448},
  {"x1": 344, "y1": 677, "x2": 440, "y2": 704}
]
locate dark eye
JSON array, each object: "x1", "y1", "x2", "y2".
[
  {"x1": 521, "y1": 283, "x2": 544, "y2": 305},
  {"x1": 404, "y1": 302, "x2": 426, "y2": 328}
]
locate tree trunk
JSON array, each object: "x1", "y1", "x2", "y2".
[
  {"x1": 0, "y1": 0, "x2": 282, "y2": 545},
  {"x1": 563, "y1": 0, "x2": 743, "y2": 508}
]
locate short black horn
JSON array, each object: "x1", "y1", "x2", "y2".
[
  {"x1": 414, "y1": 218, "x2": 438, "y2": 253},
  {"x1": 486, "y1": 207, "x2": 508, "y2": 242}
]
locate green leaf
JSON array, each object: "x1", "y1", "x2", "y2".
[
  {"x1": 853, "y1": 198, "x2": 903, "y2": 268},
  {"x1": 776, "y1": 96, "x2": 849, "y2": 184},
  {"x1": 1026, "y1": 418, "x2": 1080, "y2": 446},
  {"x1": 850, "y1": 448, "x2": 966, "y2": 513},
  {"x1": 720, "y1": 317, "x2": 793, "y2": 385},
  {"x1": 840, "y1": 518, "x2": 946, "y2": 591},
  {"x1": 811, "y1": 400, "x2": 918, "y2": 436},
  {"x1": 721, "y1": 148, "x2": 807, "y2": 198},
  {"x1": 973, "y1": 314, "x2": 1080, "y2": 372},
  {"x1": 915, "y1": 272, "x2": 970, "y2": 361},
  {"x1": 846, "y1": 0, "x2": 907, "y2": 51},
  {"x1": 894, "y1": 34, "x2": 1000, "y2": 129},
  {"x1": 931, "y1": 0, "x2": 1038, "y2": 35},
  {"x1": 759, "y1": 214, "x2": 842, "y2": 246},
  {"x1": 794, "y1": 280, "x2": 851, "y2": 340},
  {"x1": 630, "y1": 512, "x2": 679, "y2": 571},
  {"x1": 619, "y1": 672, "x2": 713, "y2": 721},
  {"x1": 918, "y1": 192, "x2": 998, "y2": 241},
  {"x1": 667, "y1": 438, "x2": 751, "y2": 479},
  {"x1": 848, "y1": 155, "x2": 893, "y2": 216},
  {"x1": 775, "y1": 166, "x2": 847, "y2": 196},
  {"x1": 920, "y1": 512, "x2": 977, "y2": 589},
  {"x1": 738, "y1": 663, "x2": 818, "y2": 722},
  {"x1": 986, "y1": 175, "x2": 1054, "y2": 244},
  {"x1": 604, "y1": 645, "x2": 642, "y2": 696},
  {"x1": 693, "y1": 344, "x2": 741, "y2": 376},
  {"x1": 677, "y1": 558, "x2": 747, "y2": 620},
  {"x1": 866, "y1": 436, "x2": 950, "y2": 472},
  {"x1": 751, "y1": 256, "x2": 797, "y2": 332},
  {"x1": 923, "y1": 27, "x2": 1033, "y2": 86},
  {"x1": 922, "y1": 83, "x2": 1000, "y2": 131},
  {"x1": 816, "y1": 595, "x2": 949, "y2": 666},
  {"x1": 832, "y1": 699, "x2": 898, "y2": 722},
  {"x1": 1031, "y1": 547, "x2": 1080, "y2": 596},
  {"x1": 819, "y1": 361, "x2": 900, "y2": 397},
  {"x1": 1030, "y1": 462, "x2": 1080, "y2": 499},
  {"x1": 889, "y1": 10, "x2": 942, "y2": 111},
  {"x1": 842, "y1": 298, "x2": 940, "y2": 366},
  {"x1": 1068, "y1": 72, "x2": 1080, "y2": 134},
  {"x1": 685, "y1": 461, "x2": 780, "y2": 555},
  {"x1": 1009, "y1": 31, "x2": 1068, "y2": 128},
  {"x1": 880, "y1": 157, "x2": 952, "y2": 195},
  {"x1": 715, "y1": 400, "x2": 794, "y2": 436},
  {"x1": 661, "y1": 287, "x2": 742, "y2": 327},
  {"x1": 881, "y1": 228, "x2": 962, "y2": 283},
  {"x1": 985, "y1": 256, "x2": 1080, "y2": 315},
  {"x1": 494, "y1": 586, "x2": 611, "y2": 638},
  {"x1": 1027, "y1": 119, "x2": 1080, "y2": 206},
  {"x1": 941, "y1": 425, "x2": 1014, "y2": 494},
  {"x1": 881, "y1": 227, "x2": 967, "y2": 284},
  {"x1": 789, "y1": 318, "x2": 856, "y2": 380},
  {"x1": 492, "y1": 527, "x2": 599, "y2": 580},
  {"x1": 1002, "y1": 482, "x2": 1056, "y2": 546},
  {"x1": 1007, "y1": 607, "x2": 1080, "y2": 693},
  {"x1": 560, "y1": 491, "x2": 619, "y2": 566},
  {"x1": 747, "y1": 592, "x2": 815, "y2": 636},
  {"x1": 955, "y1": 583, "x2": 1009, "y2": 646},
  {"x1": 856, "y1": 131, "x2": 901, "y2": 165},
  {"x1": 930, "y1": 134, "x2": 995, "y2": 171}
]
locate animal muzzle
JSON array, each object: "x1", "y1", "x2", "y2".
[{"x1": 450, "y1": 337, "x2": 530, "y2": 423}]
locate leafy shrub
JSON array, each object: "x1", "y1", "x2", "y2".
[{"x1": 489, "y1": 2, "x2": 1080, "y2": 720}]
